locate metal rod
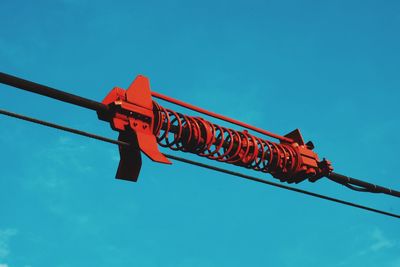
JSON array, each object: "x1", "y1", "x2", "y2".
[{"x1": 152, "y1": 91, "x2": 293, "y2": 142}]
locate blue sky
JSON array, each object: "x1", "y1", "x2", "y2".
[{"x1": 1, "y1": 0, "x2": 400, "y2": 266}]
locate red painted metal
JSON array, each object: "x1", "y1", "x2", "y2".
[
  {"x1": 100, "y1": 75, "x2": 333, "y2": 182},
  {"x1": 101, "y1": 75, "x2": 170, "y2": 164},
  {"x1": 151, "y1": 91, "x2": 294, "y2": 143},
  {"x1": 99, "y1": 75, "x2": 171, "y2": 181}
]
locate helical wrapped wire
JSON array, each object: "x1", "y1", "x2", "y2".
[{"x1": 153, "y1": 102, "x2": 300, "y2": 180}]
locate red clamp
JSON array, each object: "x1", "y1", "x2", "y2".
[
  {"x1": 98, "y1": 75, "x2": 170, "y2": 182},
  {"x1": 277, "y1": 129, "x2": 333, "y2": 183}
]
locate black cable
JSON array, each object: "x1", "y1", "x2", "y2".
[
  {"x1": 0, "y1": 109, "x2": 125, "y2": 146},
  {"x1": 328, "y1": 173, "x2": 400, "y2": 197},
  {"x1": 166, "y1": 154, "x2": 400, "y2": 219},
  {"x1": 1, "y1": 108, "x2": 399, "y2": 219},
  {"x1": 0, "y1": 72, "x2": 108, "y2": 113}
]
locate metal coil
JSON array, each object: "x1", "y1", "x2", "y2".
[{"x1": 153, "y1": 102, "x2": 300, "y2": 180}]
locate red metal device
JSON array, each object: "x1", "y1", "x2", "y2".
[
  {"x1": 98, "y1": 75, "x2": 333, "y2": 183},
  {"x1": 1, "y1": 71, "x2": 400, "y2": 218}
]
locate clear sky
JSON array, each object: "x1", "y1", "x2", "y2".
[{"x1": 1, "y1": 0, "x2": 400, "y2": 266}]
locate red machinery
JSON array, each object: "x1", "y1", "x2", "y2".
[
  {"x1": 98, "y1": 75, "x2": 333, "y2": 183},
  {"x1": 0, "y1": 72, "x2": 399, "y2": 218}
]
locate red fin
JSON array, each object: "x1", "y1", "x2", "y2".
[
  {"x1": 284, "y1": 129, "x2": 305, "y2": 145},
  {"x1": 136, "y1": 131, "x2": 171, "y2": 164},
  {"x1": 126, "y1": 75, "x2": 153, "y2": 110}
]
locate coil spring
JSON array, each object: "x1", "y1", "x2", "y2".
[{"x1": 153, "y1": 102, "x2": 299, "y2": 179}]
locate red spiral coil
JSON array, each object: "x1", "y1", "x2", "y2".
[{"x1": 153, "y1": 102, "x2": 302, "y2": 181}]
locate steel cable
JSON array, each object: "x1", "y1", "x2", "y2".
[
  {"x1": 1, "y1": 72, "x2": 400, "y2": 198},
  {"x1": 1, "y1": 108, "x2": 399, "y2": 219}
]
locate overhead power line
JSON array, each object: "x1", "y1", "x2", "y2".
[
  {"x1": 0, "y1": 108, "x2": 398, "y2": 219},
  {"x1": 1, "y1": 72, "x2": 399, "y2": 197},
  {"x1": 1, "y1": 71, "x2": 399, "y2": 220}
]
